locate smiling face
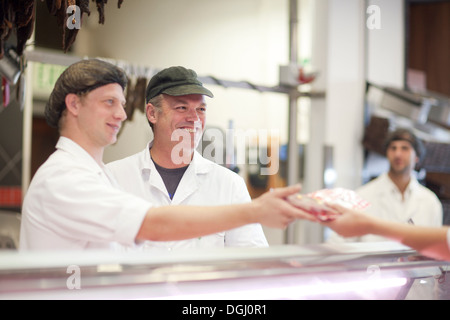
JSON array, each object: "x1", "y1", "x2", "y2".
[
  {"x1": 147, "y1": 94, "x2": 207, "y2": 161},
  {"x1": 75, "y1": 83, "x2": 127, "y2": 149}
]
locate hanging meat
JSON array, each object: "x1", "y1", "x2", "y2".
[
  {"x1": 47, "y1": 0, "x2": 125, "y2": 53},
  {"x1": 62, "y1": 0, "x2": 125, "y2": 52},
  {"x1": 118, "y1": 75, "x2": 146, "y2": 137},
  {"x1": 93, "y1": 0, "x2": 125, "y2": 24},
  {"x1": 58, "y1": 2, "x2": 79, "y2": 52},
  {"x1": 94, "y1": 0, "x2": 106, "y2": 24},
  {"x1": 0, "y1": 0, "x2": 126, "y2": 59},
  {"x1": 0, "y1": 1, "x2": 13, "y2": 59},
  {"x1": 15, "y1": 0, "x2": 36, "y2": 56},
  {"x1": 78, "y1": 0, "x2": 91, "y2": 15},
  {"x1": 45, "y1": 0, "x2": 63, "y2": 16},
  {"x1": 133, "y1": 77, "x2": 147, "y2": 115},
  {"x1": 124, "y1": 77, "x2": 136, "y2": 120},
  {"x1": 0, "y1": 0, "x2": 35, "y2": 58},
  {"x1": 51, "y1": 1, "x2": 90, "y2": 52}
]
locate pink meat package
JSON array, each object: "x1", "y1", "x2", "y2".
[{"x1": 286, "y1": 188, "x2": 370, "y2": 221}]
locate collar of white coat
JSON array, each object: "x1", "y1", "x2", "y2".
[
  {"x1": 381, "y1": 172, "x2": 420, "y2": 196},
  {"x1": 142, "y1": 140, "x2": 213, "y2": 175},
  {"x1": 56, "y1": 136, "x2": 107, "y2": 174}
]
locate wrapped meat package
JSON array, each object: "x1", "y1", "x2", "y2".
[{"x1": 287, "y1": 188, "x2": 370, "y2": 221}]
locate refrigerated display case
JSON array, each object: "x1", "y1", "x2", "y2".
[{"x1": 0, "y1": 242, "x2": 449, "y2": 300}]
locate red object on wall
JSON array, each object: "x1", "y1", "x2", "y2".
[
  {"x1": 0, "y1": 187, "x2": 22, "y2": 207},
  {"x1": 2, "y1": 77, "x2": 10, "y2": 107}
]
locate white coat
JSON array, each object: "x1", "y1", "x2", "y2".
[
  {"x1": 327, "y1": 172, "x2": 443, "y2": 243},
  {"x1": 20, "y1": 137, "x2": 150, "y2": 251},
  {"x1": 107, "y1": 141, "x2": 269, "y2": 249}
]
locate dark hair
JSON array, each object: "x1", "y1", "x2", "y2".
[
  {"x1": 146, "y1": 94, "x2": 163, "y2": 131},
  {"x1": 383, "y1": 128, "x2": 426, "y2": 162},
  {"x1": 45, "y1": 59, "x2": 128, "y2": 128}
]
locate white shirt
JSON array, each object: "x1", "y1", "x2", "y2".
[
  {"x1": 106, "y1": 142, "x2": 269, "y2": 249},
  {"x1": 447, "y1": 229, "x2": 450, "y2": 253},
  {"x1": 327, "y1": 172, "x2": 443, "y2": 243},
  {"x1": 20, "y1": 137, "x2": 151, "y2": 251}
]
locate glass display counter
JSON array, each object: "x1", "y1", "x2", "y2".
[{"x1": 0, "y1": 242, "x2": 449, "y2": 300}]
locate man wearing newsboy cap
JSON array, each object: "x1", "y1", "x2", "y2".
[{"x1": 107, "y1": 66, "x2": 270, "y2": 249}]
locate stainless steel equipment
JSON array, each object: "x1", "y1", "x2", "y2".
[{"x1": 1, "y1": 242, "x2": 448, "y2": 300}]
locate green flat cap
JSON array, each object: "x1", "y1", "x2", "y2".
[{"x1": 146, "y1": 66, "x2": 213, "y2": 102}]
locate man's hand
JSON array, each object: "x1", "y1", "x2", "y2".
[{"x1": 251, "y1": 185, "x2": 320, "y2": 229}]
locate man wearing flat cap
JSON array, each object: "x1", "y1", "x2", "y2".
[
  {"x1": 327, "y1": 127, "x2": 443, "y2": 243},
  {"x1": 107, "y1": 66, "x2": 269, "y2": 249}
]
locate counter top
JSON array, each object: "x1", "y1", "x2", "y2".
[{"x1": 0, "y1": 242, "x2": 448, "y2": 300}]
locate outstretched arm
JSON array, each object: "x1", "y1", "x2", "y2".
[
  {"x1": 324, "y1": 204, "x2": 450, "y2": 261},
  {"x1": 136, "y1": 185, "x2": 318, "y2": 242}
]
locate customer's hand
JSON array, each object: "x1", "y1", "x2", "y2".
[{"x1": 321, "y1": 203, "x2": 374, "y2": 237}]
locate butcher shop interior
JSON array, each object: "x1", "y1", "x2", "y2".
[{"x1": 0, "y1": 0, "x2": 449, "y2": 302}]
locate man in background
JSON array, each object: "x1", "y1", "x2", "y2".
[{"x1": 327, "y1": 128, "x2": 443, "y2": 243}]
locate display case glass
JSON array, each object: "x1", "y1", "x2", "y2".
[{"x1": 0, "y1": 242, "x2": 449, "y2": 300}]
